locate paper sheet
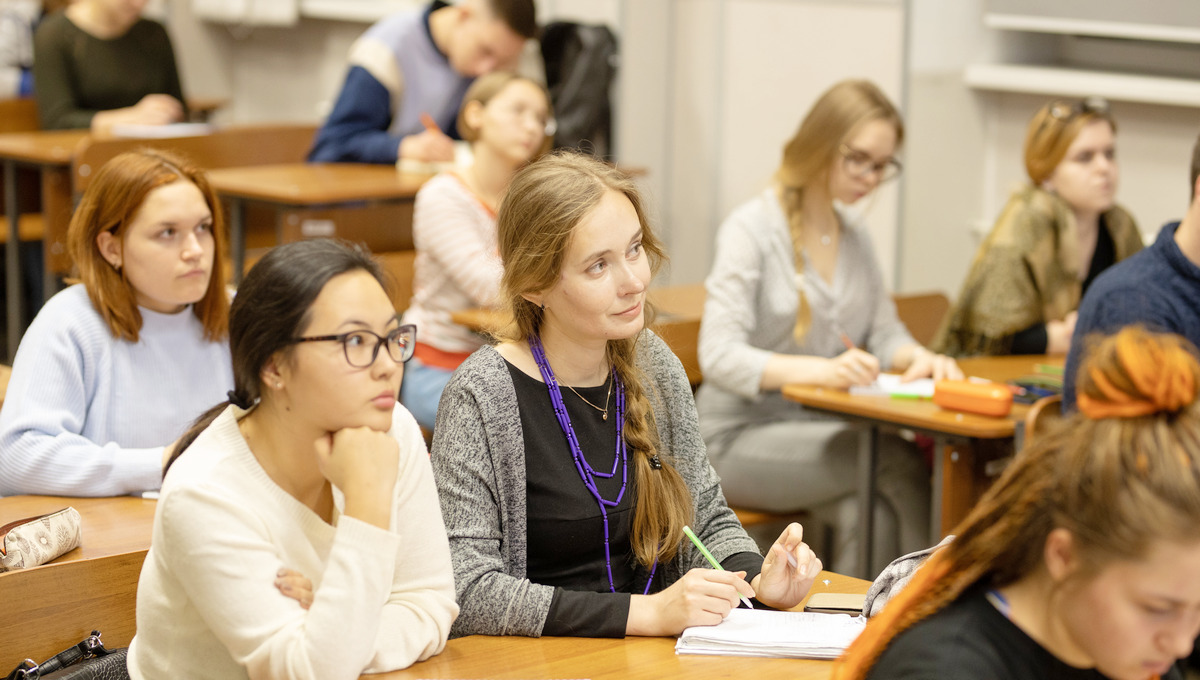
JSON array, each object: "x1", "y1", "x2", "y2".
[
  {"x1": 676, "y1": 609, "x2": 866, "y2": 659},
  {"x1": 848, "y1": 373, "x2": 935, "y2": 398}
]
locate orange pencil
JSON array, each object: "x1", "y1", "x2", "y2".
[{"x1": 420, "y1": 113, "x2": 442, "y2": 134}]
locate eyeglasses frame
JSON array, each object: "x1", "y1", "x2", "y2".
[{"x1": 292, "y1": 321, "x2": 418, "y2": 368}]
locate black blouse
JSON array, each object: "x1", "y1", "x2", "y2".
[{"x1": 507, "y1": 360, "x2": 761, "y2": 637}]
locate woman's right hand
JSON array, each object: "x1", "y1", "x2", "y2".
[
  {"x1": 626, "y1": 568, "x2": 756, "y2": 636},
  {"x1": 314, "y1": 427, "x2": 399, "y2": 530},
  {"x1": 823, "y1": 348, "x2": 881, "y2": 388},
  {"x1": 1046, "y1": 311, "x2": 1078, "y2": 355}
]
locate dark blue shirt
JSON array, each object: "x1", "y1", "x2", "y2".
[{"x1": 1064, "y1": 222, "x2": 1200, "y2": 410}]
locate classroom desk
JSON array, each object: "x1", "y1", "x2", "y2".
[
  {"x1": 0, "y1": 495, "x2": 156, "y2": 668},
  {"x1": 0, "y1": 130, "x2": 88, "y2": 362},
  {"x1": 206, "y1": 163, "x2": 427, "y2": 282},
  {"x1": 368, "y1": 570, "x2": 870, "y2": 680},
  {"x1": 451, "y1": 283, "x2": 707, "y2": 385},
  {"x1": 782, "y1": 354, "x2": 1060, "y2": 578}
]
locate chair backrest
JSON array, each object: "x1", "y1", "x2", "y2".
[
  {"x1": 0, "y1": 363, "x2": 11, "y2": 413},
  {"x1": 72, "y1": 123, "x2": 319, "y2": 193},
  {"x1": 0, "y1": 98, "x2": 40, "y2": 134},
  {"x1": 1024, "y1": 394, "x2": 1063, "y2": 448},
  {"x1": 892, "y1": 291, "x2": 951, "y2": 348}
]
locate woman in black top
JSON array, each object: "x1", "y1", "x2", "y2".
[{"x1": 838, "y1": 326, "x2": 1200, "y2": 680}]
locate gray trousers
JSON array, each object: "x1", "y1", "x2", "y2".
[{"x1": 708, "y1": 419, "x2": 931, "y2": 578}]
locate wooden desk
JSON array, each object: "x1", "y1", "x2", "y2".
[
  {"x1": 783, "y1": 355, "x2": 1060, "y2": 577},
  {"x1": 0, "y1": 495, "x2": 156, "y2": 668},
  {"x1": 370, "y1": 570, "x2": 869, "y2": 680},
  {"x1": 206, "y1": 163, "x2": 427, "y2": 282},
  {"x1": 0, "y1": 130, "x2": 88, "y2": 361},
  {"x1": 451, "y1": 283, "x2": 707, "y2": 385}
]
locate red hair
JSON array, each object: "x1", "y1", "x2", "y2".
[
  {"x1": 835, "y1": 326, "x2": 1200, "y2": 680},
  {"x1": 66, "y1": 149, "x2": 229, "y2": 342}
]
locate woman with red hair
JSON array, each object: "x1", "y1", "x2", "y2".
[
  {"x1": 836, "y1": 326, "x2": 1200, "y2": 680},
  {"x1": 0, "y1": 149, "x2": 232, "y2": 496}
]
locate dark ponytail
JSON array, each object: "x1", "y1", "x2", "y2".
[{"x1": 165, "y1": 239, "x2": 388, "y2": 474}]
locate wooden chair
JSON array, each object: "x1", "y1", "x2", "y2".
[
  {"x1": 0, "y1": 363, "x2": 11, "y2": 413},
  {"x1": 0, "y1": 98, "x2": 40, "y2": 134},
  {"x1": 892, "y1": 291, "x2": 951, "y2": 348},
  {"x1": 1023, "y1": 393, "x2": 1063, "y2": 448},
  {"x1": 0, "y1": 551, "x2": 147, "y2": 669}
]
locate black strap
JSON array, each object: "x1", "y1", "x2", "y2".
[{"x1": 5, "y1": 631, "x2": 111, "y2": 680}]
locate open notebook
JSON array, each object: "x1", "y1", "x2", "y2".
[{"x1": 676, "y1": 609, "x2": 866, "y2": 659}]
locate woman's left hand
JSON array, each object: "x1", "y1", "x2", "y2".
[
  {"x1": 900, "y1": 347, "x2": 963, "y2": 382},
  {"x1": 275, "y1": 567, "x2": 314, "y2": 610},
  {"x1": 749, "y1": 523, "x2": 822, "y2": 609}
]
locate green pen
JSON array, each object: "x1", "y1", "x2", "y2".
[{"x1": 682, "y1": 525, "x2": 754, "y2": 609}]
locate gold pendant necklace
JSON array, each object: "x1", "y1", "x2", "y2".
[{"x1": 565, "y1": 375, "x2": 612, "y2": 420}]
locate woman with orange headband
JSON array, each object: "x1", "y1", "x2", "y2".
[{"x1": 836, "y1": 326, "x2": 1200, "y2": 680}]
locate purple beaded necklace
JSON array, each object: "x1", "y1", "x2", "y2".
[{"x1": 529, "y1": 333, "x2": 657, "y2": 594}]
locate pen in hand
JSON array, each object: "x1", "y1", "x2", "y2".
[{"x1": 682, "y1": 525, "x2": 754, "y2": 609}]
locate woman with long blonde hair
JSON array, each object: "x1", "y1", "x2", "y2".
[
  {"x1": 432, "y1": 151, "x2": 822, "y2": 638},
  {"x1": 836, "y1": 326, "x2": 1200, "y2": 680},
  {"x1": 696, "y1": 79, "x2": 959, "y2": 574}
]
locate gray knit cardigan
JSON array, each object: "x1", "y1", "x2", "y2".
[{"x1": 430, "y1": 330, "x2": 762, "y2": 637}]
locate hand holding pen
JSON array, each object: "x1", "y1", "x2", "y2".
[
  {"x1": 398, "y1": 112, "x2": 455, "y2": 162},
  {"x1": 827, "y1": 326, "x2": 880, "y2": 389}
]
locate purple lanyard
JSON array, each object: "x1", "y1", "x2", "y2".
[{"x1": 528, "y1": 334, "x2": 657, "y2": 594}]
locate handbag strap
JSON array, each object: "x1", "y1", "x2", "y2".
[{"x1": 4, "y1": 631, "x2": 111, "y2": 680}]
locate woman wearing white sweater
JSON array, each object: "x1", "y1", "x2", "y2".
[
  {"x1": 128, "y1": 239, "x2": 458, "y2": 679},
  {"x1": 0, "y1": 148, "x2": 232, "y2": 497}
]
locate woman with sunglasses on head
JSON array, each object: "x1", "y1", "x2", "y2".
[
  {"x1": 696, "y1": 79, "x2": 960, "y2": 575},
  {"x1": 836, "y1": 326, "x2": 1200, "y2": 680},
  {"x1": 433, "y1": 151, "x2": 823, "y2": 639},
  {"x1": 400, "y1": 72, "x2": 553, "y2": 431},
  {"x1": 0, "y1": 149, "x2": 231, "y2": 497},
  {"x1": 935, "y1": 97, "x2": 1143, "y2": 357},
  {"x1": 128, "y1": 239, "x2": 457, "y2": 680}
]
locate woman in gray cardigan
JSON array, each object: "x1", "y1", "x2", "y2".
[
  {"x1": 432, "y1": 152, "x2": 823, "y2": 639},
  {"x1": 695, "y1": 80, "x2": 961, "y2": 576}
]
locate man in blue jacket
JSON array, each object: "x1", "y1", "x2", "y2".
[{"x1": 308, "y1": 0, "x2": 536, "y2": 164}]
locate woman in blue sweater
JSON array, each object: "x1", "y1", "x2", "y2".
[{"x1": 0, "y1": 149, "x2": 233, "y2": 496}]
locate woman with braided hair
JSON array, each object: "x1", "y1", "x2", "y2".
[
  {"x1": 835, "y1": 326, "x2": 1200, "y2": 680},
  {"x1": 431, "y1": 151, "x2": 823, "y2": 638}
]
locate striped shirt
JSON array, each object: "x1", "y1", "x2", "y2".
[{"x1": 401, "y1": 172, "x2": 502, "y2": 354}]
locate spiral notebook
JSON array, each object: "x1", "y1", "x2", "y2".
[{"x1": 675, "y1": 609, "x2": 866, "y2": 659}]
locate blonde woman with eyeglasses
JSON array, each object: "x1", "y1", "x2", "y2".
[
  {"x1": 696, "y1": 79, "x2": 960, "y2": 575},
  {"x1": 399, "y1": 72, "x2": 554, "y2": 431},
  {"x1": 934, "y1": 97, "x2": 1144, "y2": 357}
]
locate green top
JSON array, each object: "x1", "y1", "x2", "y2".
[{"x1": 32, "y1": 11, "x2": 186, "y2": 130}]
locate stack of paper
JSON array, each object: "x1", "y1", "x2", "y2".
[
  {"x1": 849, "y1": 373, "x2": 935, "y2": 399},
  {"x1": 675, "y1": 609, "x2": 866, "y2": 659}
]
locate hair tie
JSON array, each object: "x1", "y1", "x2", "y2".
[
  {"x1": 1077, "y1": 330, "x2": 1199, "y2": 419},
  {"x1": 226, "y1": 390, "x2": 252, "y2": 409},
  {"x1": 649, "y1": 454, "x2": 662, "y2": 470}
]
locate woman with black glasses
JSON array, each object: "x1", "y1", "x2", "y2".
[
  {"x1": 934, "y1": 97, "x2": 1143, "y2": 357},
  {"x1": 128, "y1": 239, "x2": 458, "y2": 680},
  {"x1": 695, "y1": 79, "x2": 959, "y2": 575}
]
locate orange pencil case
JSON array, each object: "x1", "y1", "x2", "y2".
[{"x1": 933, "y1": 380, "x2": 1013, "y2": 418}]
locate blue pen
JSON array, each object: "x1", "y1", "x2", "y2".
[{"x1": 682, "y1": 525, "x2": 754, "y2": 609}]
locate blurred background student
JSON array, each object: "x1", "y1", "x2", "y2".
[
  {"x1": 33, "y1": 0, "x2": 186, "y2": 132},
  {"x1": 0, "y1": 0, "x2": 70, "y2": 99},
  {"x1": 307, "y1": 0, "x2": 536, "y2": 164},
  {"x1": 696, "y1": 79, "x2": 959, "y2": 575},
  {"x1": 935, "y1": 98, "x2": 1143, "y2": 357},
  {"x1": 399, "y1": 72, "x2": 553, "y2": 431},
  {"x1": 130, "y1": 239, "x2": 457, "y2": 679},
  {"x1": 836, "y1": 326, "x2": 1200, "y2": 680},
  {"x1": 0, "y1": 149, "x2": 231, "y2": 497}
]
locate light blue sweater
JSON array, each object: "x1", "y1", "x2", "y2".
[{"x1": 0, "y1": 285, "x2": 232, "y2": 497}]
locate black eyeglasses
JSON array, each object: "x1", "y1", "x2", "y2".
[
  {"x1": 839, "y1": 144, "x2": 902, "y2": 183},
  {"x1": 292, "y1": 322, "x2": 417, "y2": 368}
]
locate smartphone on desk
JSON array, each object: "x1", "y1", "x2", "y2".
[{"x1": 803, "y1": 592, "x2": 866, "y2": 615}]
